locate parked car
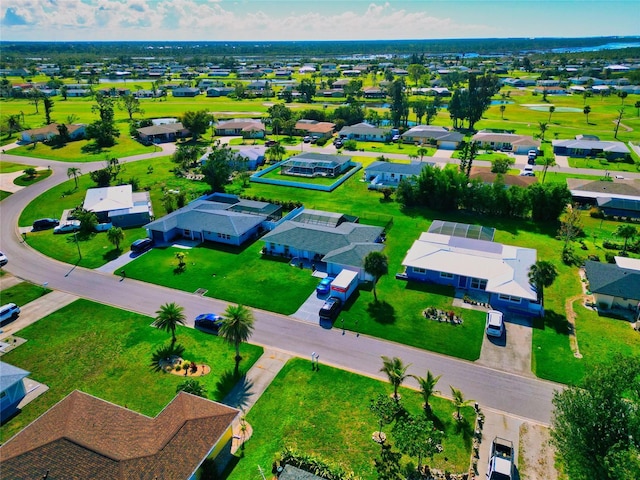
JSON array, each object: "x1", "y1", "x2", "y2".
[
  {"x1": 319, "y1": 296, "x2": 342, "y2": 321},
  {"x1": 519, "y1": 165, "x2": 535, "y2": 177},
  {"x1": 527, "y1": 149, "x2": 537, "y2": 158},
  {"x1": 0, "y1": 251, "x2": 7, "y2": 267},
  {"x1": 130, "y1": 237, "x2": 153, "y2": 254},
  {"x1": 265, "y1": 140, "x2": 279, "y2": 147},
  {"x1": 303, "y1": 135, "x2": 312, "y2": 143},
  {"x1": 194, "y1": 313, "x2": 224, "y2": 334},
  {"x1": 53, "y1": 221, "x2": 81, "y2": 234},
  {"x1": 485, "y1": 310, "x2": 505, "y2": 337},
  {"x1": 334, "y1": 139, "x2": 344, "y2": 149},
  {"x1": 0, "y1": 303, "x2": 21, "y2": 324},
  {"x1": 32, "y1": 218, "x2": 59, "y2": 231},
  {"x1": 316, "y1": 276, "x2": 335, "y2": 295}
]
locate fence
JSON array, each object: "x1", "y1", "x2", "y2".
[{"x1": 251, "y1": 161, "x2": 362, "y2": 192}]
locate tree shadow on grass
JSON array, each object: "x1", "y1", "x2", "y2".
[
  {"x1": 216, "y1": 370, "x2": 253, "y2": 409},
  {"x1": 532, "y1": 309, "x2": 570, "y2": 335},
  {"x1": 366, "y1": 300, "x2": 396, "y2": 324},
  {"x1": 80, "y1": 142, "x2": 105, "y2": 155},
  {"x1": 102, "y1": 248, "x2": 122, "y2": 262}
]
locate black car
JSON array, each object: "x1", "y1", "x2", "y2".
[
  {"x1": 265, "y1": 140, "x2": 279, "y2": 147},
  {"x1": 319, "y1": 296, "x2": 342, "y2": 321},
  {"x1": 194, "y1": 313, "x2": 224, "y2": 334},
  {"x1": 32, "y1": 218, "x2": 60, "y2": 231},
  {"x1": 130, "y1": 238, "x2": 153, "y2": 254}
]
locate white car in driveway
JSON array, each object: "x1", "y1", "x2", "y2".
[
  {"x1": 0, "y1": 251, "x2": 7, "y2": 267},
  {"x1": 486, "y1": 310, "x2": 505, "y2": 337},
  {"x1": 53, "y1": 221, "x2": 81, "y2": 234}
]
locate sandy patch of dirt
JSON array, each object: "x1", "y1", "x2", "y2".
[{"x1": 519, "y1": 422, "x2": 559, "y2": 480}]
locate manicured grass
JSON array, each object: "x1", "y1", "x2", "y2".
[
  {"x1": 0, "y1": 299, "x2": 264, "y2": 442},
  {"x1": 0, "y1": 281, "x2": 52, "y2": 306},
  {"x1": 0, "y1": 191, "x2": 12, "y2": 200},
  {"x1": 452, "y1": 150, "x2": 513, "y2": 162},
  {"x1": 567, "y1": 156, "x2": 640, "y2": 173},
  {"x1": 125, "y1": 243, "x2": 318, "y2": 315},
  {"x1": 226, "y1": 358, "x2": 475, "y2": 479},
  {"x1": 13, "y1": 169, "x2": 53, "y2": 186},
  {"x1": 0, "y1": 161, "x2": 29, "y2": 173},
  {"x1": 7, "y1": 131, "x2": 153, "y2": 163},
  {"x1": 258, "y1": 166, "x2": 349, "y2": 186},
  {"x1": 347, "y1": 141, "x2": 436, "y2": 158}
]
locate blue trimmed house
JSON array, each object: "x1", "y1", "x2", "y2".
[
  {"x1": 400, "y1": 227, "x2": 542, "y2": 316},
  {"x1": 0, "y1": 362, "x2": 29, "y2": 422},
  {"x1": 364, "y1": 161, "x2": 432, "y2": 189}
]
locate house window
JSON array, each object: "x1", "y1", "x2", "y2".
[
  {"x1": 440, "y1": 272, "x2": 454, "y2": 279},
  {"x1": 470, "y1": 278, "x2": 487, "y2": 290},
  {"x1": 184, "y1": 229, "x2": 191, "y2": 236},
  {"x1": 412, "y1": 267, "x2": 426, "y2": 274},
  {"x1": 499, "y1": 294, "x2": 521, "y2": 304}
]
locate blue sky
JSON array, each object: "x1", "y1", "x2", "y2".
[{"x1": 1, "y1": 0, "x2": 638, "y2": 42}]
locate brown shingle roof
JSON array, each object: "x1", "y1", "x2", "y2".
[
  {"x1": 0, "y1": 390, "x2": 239, "y2": 479},
  {"x1": 469, "y1": 166, "x2": 538, "y2": 187},
  {"x1": 22, "y1": 123, "x2": 84, "y2": 136}
]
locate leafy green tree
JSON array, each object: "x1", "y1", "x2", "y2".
[
  {"x1": 635, "y1": 100, "x2": 640, "y2": 117},
  {"x1": 411, "y1": 370, "x2": 442, "y2": 413},
  {"x1": 491, "y1": 156, "x2": 514, "y2": 174},
  {"x1": 172, "y1": 143, "x2": 204, "y2": 171},
  {"x1": 118, "y1": 93, "x2": 144, "y2": 120},
  {"x1": 500, "y1": 104, "x2": 506, "y2": 120},
  {"x1": 67, "y1": 167, "x2": 81, "y2": 188},
  {"x1": 548, "y1": 105, "x2": 556, "y2": 122},
  {"x1": 466, "y1": 73, "x2": 501, "y2": 130},
  {"x1": 23, "y1": 167, "x2": 37, "y2": 178},
  {"x1": 43, "y1": 96, "x2": 54, "y2": 124},
  {"x1": 283, "y1": 118, "x2": 297, "y2": 138},
  {"x1": 392, "y1": 412, "x2": 443, "y2": 470},
  {"x1": 267, "y1": 103, "x2": 292, "y2": 123},
  {"x1": 271, "y1": 117, "x2": 283, "y2": 139},
  {"x1": 369, "y1": 393, "x2": 400, "y2": 444},
  {"x1": 416, "y1": 147, "x2": 429, "y2": 162},
  {"x1": 374, "y1": 443, "x2": 403, "y2": 480},
  {"x1": 364, "y1": 251, "x2": 388, "y2": 302},
  {"x1": 411, "y1": 99, "x2": 428, "y2": 124},
  {"x1": 153, "y1": 302, "x2": 186, "y2": 346},
  {"x1": 75, "y1": 208, "x2": 98, "y2": 235},
  {"x1": 388, "y1": 79, "x2": 408, "y2": 128},
  {"x1": 266, "y1": 143, "x2": 286, "y2": 163},
  {"x1": 449, "y1": 385, "x2": 474, "y2": 421},
  {"x1": 558, "y1": 204, "x2": 583, "y2": 251},
  {"x1": 180, "y1": 110, "x2": 213, "y2": 140},
  {"x1": 528, "y1": 182, "x2": 572, "y2": 222},
  {"x1": 6, "y1": 114, "x2": 22, "y2": 137},
  {"x1": 425, "y1": 100, "x2": 439, "y2": 125},
  {"x1": 28, "y1": 89, "x2": 44, "y2": 113},
  {"x1": 528, "y1": 260, "x2": 558, "y2": 308},
  {"x1": 201, "y1": 144, "x2": 235, "y2": 193},
  {"x1": 615, "y1": 224, "x2": 638, "y2": 253},
  {"x1": 551, "y1": 355, "x2": 640, "y2": 480},
  {"x1": 106, "y1": 227, "x2": 124, "y2": 251},
  {"x1": 458, "y1": 140, "x2": 479, "y2": 178},
  {"x1": 380, "y1": 356, "x2": 410, "y2": 402},
  {"x1": 407, "y1": 64, "x2": 425, "y2": 86},
  {"x1": 89, "y1": 168, "x2": 111, "y2": 187},
  {"x1": 219, "y1": 304, "x2": 255, "y2": 376},
  {"x1": 618, "y1": 90, "x2": 628, "y2": 106},
  {"x1": 298, "y1": 78, "x2": 316, "y2": 102},
  {"x1": 176, "y1": 379, "x2": 207, "y2": 398},
  {"x1": 86, "y1": 94, "x2": 120, "y2": 148},
  {"x1": 584, "y1": 105, "x2": 592, "y2": 124}
]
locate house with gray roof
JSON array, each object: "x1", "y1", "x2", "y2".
[
  {"x1": 552, "y1": 137, "x2": 630, "y2": 159},
  {"x1": 471, "y1": 131, "x2": 540, "y2": 155},
  {"x1": 281, "y1": 152, "x2": 353, "y2": 178},
  {"x1": 172, "y1": 87, "x2": 200, "y2": 97},
  {"x1": 364, "y1": 161, "x2": 432, "y2": 189},
  {"x1": 214, "y1": 119, "x2": 265, "y2": 138},
  {"x1": 584, "y1": 257, "x2": 640, "y2": 312},
  {"x1": 596, "y1": 197, "x2": 640, "y2": 219},
  {"x1": 400, "y1": 125, "x2": 464, "y2": 149},
  {"x1": 145, "y1": 194, "x2": 281, "y2": 246},
  {"x1": 338, "y1": 122, "x2": 391, "y2": 142},
  {"x1": 0, "y1": 362, "x2": 29, "y2": 422},
  {"x1": 136, "y1": 122, "x2": 190, "y2": 143},
  {"x1": 83, "y1": 185, "x2": 152, "y2": 228},
  {"x1": 262, "y1": 209, "x2": 384, "y2": 281},
  {"x1": 567, "y1": 178, "x2": 640, "y2": 206}
]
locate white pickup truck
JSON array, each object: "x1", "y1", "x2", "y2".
[{"x1": 487, "y1": 437, "x2": 515, "y2": 480}]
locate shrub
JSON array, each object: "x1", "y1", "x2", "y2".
[
  {"x1": 605, "y1": 252, "x2": 616, "y2": 263},
  {"x1": 343, "y1": 139, "x2": 358, "y2": 151},
  {"x1": 587, "y1": 255, "x2": 600, "y2": 262},
  {"x1": 589, "y1": 207, "x2": 604, "y2": 218}
]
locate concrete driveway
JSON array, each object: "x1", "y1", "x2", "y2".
[{"x1": 476, "y1": 315, "x2": 533, "y2": 377}]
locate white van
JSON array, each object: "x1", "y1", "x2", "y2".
[{"x1": 0, "y1": 303, "x2": 21, "y2": 323}]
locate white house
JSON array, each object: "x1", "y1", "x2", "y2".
[{"x1": 83, "y1": 185, "x2": 152, "y2": 228}]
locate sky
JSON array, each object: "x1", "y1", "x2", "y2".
[{"x1": 1, "y1": 0, "x2": 639, "y2": 42}]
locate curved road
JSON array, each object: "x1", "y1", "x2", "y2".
[{"x1": 4, "y1": 145, "x2": 623, "y2": 426}]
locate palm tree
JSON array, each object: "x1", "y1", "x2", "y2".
[
  {"x1": 176, "y1": 379, "x2": 207, "y2": 398},
  {"x1": 618, "y1": 91, "x2": 628, "y2": 106},
  {"x1": 635, "y1": 100, "x2": 640, "y2": 117},
  {"x1": 271, "y1": 118, "x2": 283, "y2": 139},
  {"x1": 219, "y1": 304, "x2": 255, "y2": 376},
  {"x1": 67, "y1": 167, "x2": 81, "y2": 189},
  {"x1": 540, "y1": 156, "x2": 557, "y2": 184},
  {"x1": 106, "y1": 227, "x2": 124, "y2": 251},
  {"x1": 364, "y1": 251, "x2": 389, "y2": 303},
  {"x1": 548, "y1": 105, "x2": 555, "y2": 123},
  {"x1": 528, "y1": 260, "x2": 558, "y2": 308},
  {"x1": 153, "y1": 302, "x2": 186, "y2": 346},
  {"x1": 583, "y1": 105, "x2": 591, "y2": 124},
  {"x1": 411, "y1": 370, "x2": 442, "y2": 413},
  {"x1": 538, "y1": 122, "x2": 548, "y2": 142},
  {"x1": 266, "y1": 143, "x2": 286, "y2": 164},
  {"x1": 417, "y1": 147, "x2": 429, "y2": 162},
  {"x1": 615, "y1": 225, "x2": 638, "y2": 253},
  {"x1": 7, "y1": 114, "x2": 21, "y2": 138},
  {"x1": 500, "y1": 104, "x2": 506, "y2": 120},
  {"x1": 380, "y1": 356, "x2": 410, "y2": 402},
  {"x1": 450, "y1": 386, "x2": 474, "y2": 421}
]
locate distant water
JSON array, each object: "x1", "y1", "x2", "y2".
[{"x1": 551, "y1": 42, "x2": 640, "y2": 53}]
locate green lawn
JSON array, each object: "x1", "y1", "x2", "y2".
[
  {"x1": 347, "y1": 141, "x2": 436, "y2": 158},
  {"x1": 0, "y1": 191, "x2": 12, "y2": 201},
  {"x1": 567, "y1": 156, "x2": 640, "y2": 173},
  {"x1": 0, "y1": 161, "x2": 30, "y2": 173},
  {"x1": 13, "y1": 169, "x2": 53, "y2": 187},
  {"x1": 0, "y1": 299, "x2": 264, "y2": 442},
  {"x1": 226, "y1": 358, "x2": 476, "y2": 479},
  {"x1": 0, "y1": 281, "x2": 52, "y2": 306}
]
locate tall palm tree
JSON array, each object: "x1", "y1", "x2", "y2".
[
  {"x1": 417, "y1": 147, "x2": 429, "y2": 162},
  {"x1": 538, "y1": 122, "x2": 548, "y2": 142},
  {"x1": 153, "y1": 302, "x2": 186, "y2": 346},
  {"x1": 380, "y1": 356, "x2": 410, "y2": 402},
  {"x1": 412, "y1": 370, "x2": 442, "y2": 413},
  {"x1": 364, "y1": 251, "x2": 389, "y2": 303},
  {"x1": 67, "y1": 167, "x2": 81, "y2": 189},
  {"x1": 635, "y1": 100, "x2": 640, "y2": 117},
  {"x1": 540, "y1": 156, "x2": 557, "y2": 184},
  {"x1": 548, "y1": 105, "x2": 555, "y2": 123},
  {"x1": 450, "y1": 386, "x2": 474, "y2": 421},
  {"x1": 583, "y1": 105, "x2": 591, "y2": 124},
  {"x1": 266, "y1": 143, "x2": 286, "y2": 163},
  {"x1": 219, "y1": 304, "x2": 255, "y2": 376},
  {"x1": 500, "y1": 104, "x2": 506, "y2": 120},
  {"x1": 618, "y1": 91, "x2": 628, "y2": 106},
  {"x1": 615, "y1": 225, "x2": 638, "y2": 253},
  {"x1": 528, "y1": 260, "x2": 558, "y2": 308}
]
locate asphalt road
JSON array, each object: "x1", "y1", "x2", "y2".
[{"x1": 3, "y1": 145, "x2": 621, "y2": 425}]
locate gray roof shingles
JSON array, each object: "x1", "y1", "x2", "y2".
[{"x1": 584, "y1": 260, "x2": 640, "y2": 300}]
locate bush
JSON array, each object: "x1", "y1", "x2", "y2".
[
  {"x1": 343, "y1": 139, "x2": 358, "y2": 151},
  {"x1": 587, "y1": 255, "x2": 600, "y2": 262},
  {"x1": 602, "y1": 240, "x2": 621, "y2": 250},
  {"x1": 589, "y1": 207, "x2": 604, "y2": 218},
  {"x1": 316, "y1": 137, "x2": 328, "y2": 146},
  {"x1": 605, "y1": 252, "x2": 616, "y2": 263}
]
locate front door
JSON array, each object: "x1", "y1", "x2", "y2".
[{"x1": 458, "y1": 276, "x2": 467, "y2": 288}]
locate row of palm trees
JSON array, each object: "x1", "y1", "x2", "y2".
[
  {"x1": 380, "y1": 356, "x2": 473, "y2": 420},
  {"x1": 153, "y1": 301, "x2": 255, "y2": 376}
]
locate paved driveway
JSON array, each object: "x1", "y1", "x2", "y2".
[{"x1": 476, "y1": 315, "x2": 533, "y2": 377}]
